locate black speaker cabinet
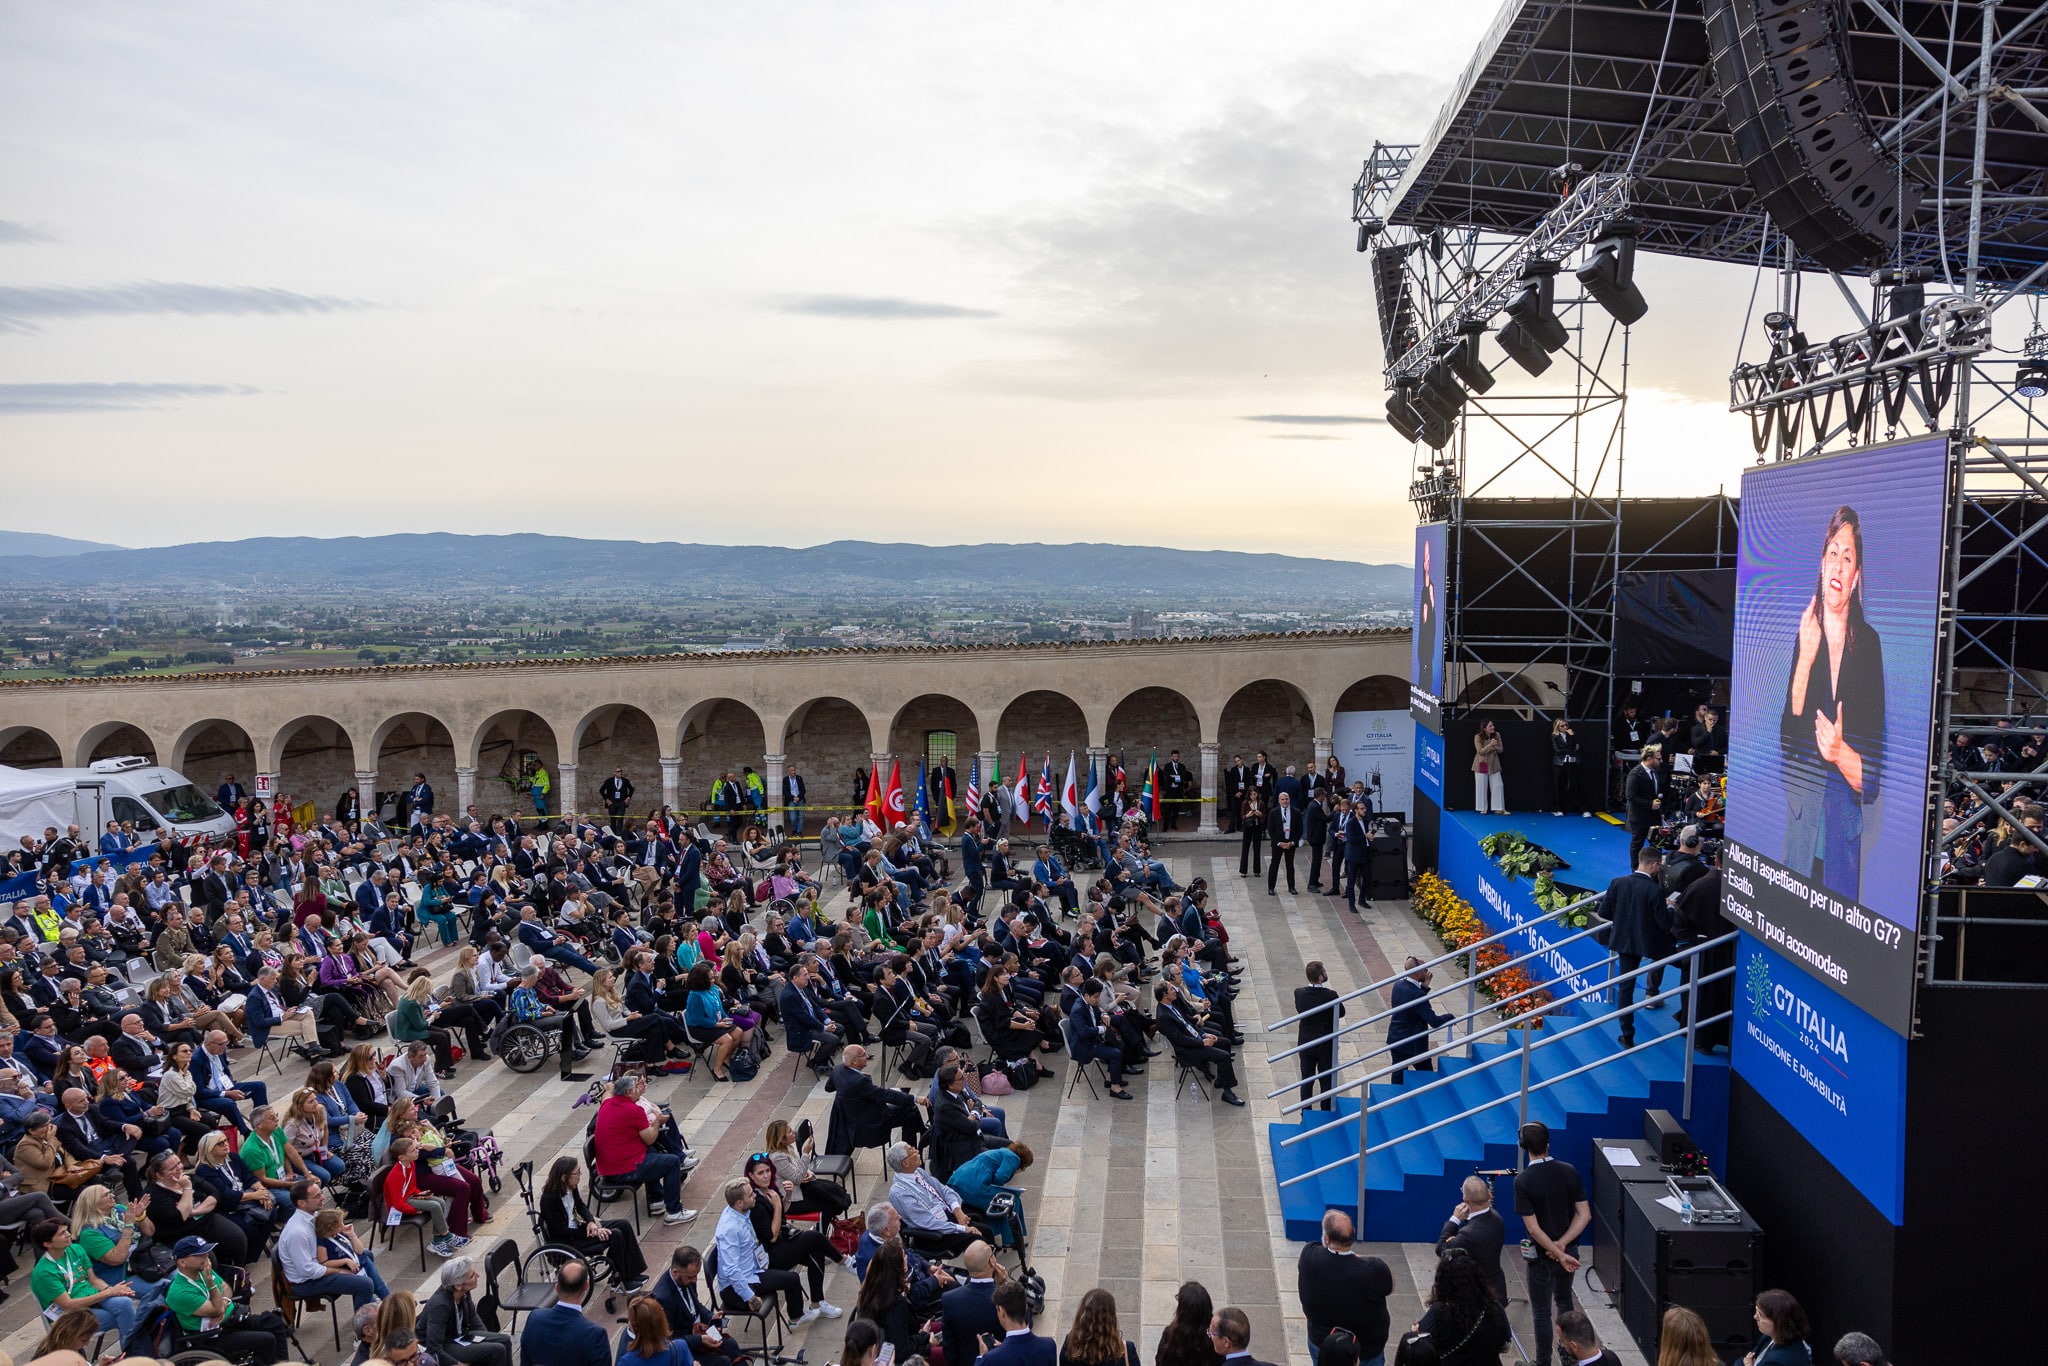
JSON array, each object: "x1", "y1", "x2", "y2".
[
  {"x1": 1590, "y1": 1139, "x2": 1667, "y2": 1299},
  {"x1": 1643, "y1": 1108, "x2": 1690, "y2": 1164},
  {"x1": 1369, "y1": 831, "x2": 1411, "y2": 897},
  {"x1": 1618, "y1": 1180, "x2": 1763, "y2": 1361}
]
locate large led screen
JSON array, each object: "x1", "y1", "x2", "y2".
[
  {"x1": 1411, "y1": 522, "x2": 1446, "y2": 730},
  {"x1": 1723, "y1": 437, "x2": 1948, "y2": 1036}
]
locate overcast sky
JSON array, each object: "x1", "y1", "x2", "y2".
[{"x1": 1, "y1": 1, "x2": 1770, "y2": 562}]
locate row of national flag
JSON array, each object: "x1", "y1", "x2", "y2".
[{"x1": 862, "y1": 750, "x2": 1160, "y2": 836}]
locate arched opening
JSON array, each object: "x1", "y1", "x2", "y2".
[
  {"x1": 269, "y1": 717, "x2": 359, "y2": 814},
  {"x1": 888, "y1": 695, "x2": 979, "y2": 772},
  {"x1": 371, "y1": 712, "x2": 458, "y2": 822},
  {"x1": 76, "y1": 722, "x2": 157, "y2": 769},
  {"x1": 1335, "y1": 675, "x2": 1409, "y2": 713},
  {"x1": 995, "y1": 690, "x2": 1088, "y2": 771},
  {"x1": 170, "y1": 720, "x2": 256, "y2": 799},
  {"x1": 782, "y1": 698, "x2": 872, "y2": 819},
  {"x1": 0, "y1": 726, "x2": 62, "y2": 769},
  {"x1": 572, "y1": 704, "x2": 662, "y2": 828},
  {"x1": 677, "y1": 700, "x2": 767, "y2": 825},
  {"x1": 1218, "y1": 679, "x2": 1316, "y2": 774},
  {"x1": 1105, "y1": 686, "x2": 1201, "y2": 828},
  {"x1": 472, "y1": 711, "x2": 562, "y2": 818}
]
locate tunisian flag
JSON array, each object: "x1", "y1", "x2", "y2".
[
  {"x1": 884, "y1": 759, "x2": 908, "y2": 827},
  {"x1": 864, "y1": 765, "x2": 885, "y2": 829}
]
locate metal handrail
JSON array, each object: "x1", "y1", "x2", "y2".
[
  {"x1": 1273, "y1": 932, "x2": 1737, "y2": 1125},
  {"x1": 1277, "y1": 1009, "x2": 1734, "y2": 1189},
  {"x1": 1264, "y1": 889, "x2": 1606, "y2": 1034},
  {"x1": 1268, "y1": 917, "x2": 1611, "y2": 1067},
  {"x1": 1275, "y1": 965, "x2": 1735, "y2": 1137}
]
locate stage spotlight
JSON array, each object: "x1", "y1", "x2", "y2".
[
  {"x1": 1496, "y1": 318, "x2": 1554, "y2": 377},
  {"x1": 1576, "y1": 223, "x2": 1647, "y2": 325},
  {"x1": 1419, "y1": 406, "x2": 1455, "y2": 450},
  {"x1": 1505, "y1": 261, "x2": 1569, "y2": 353},
  {"x1": 1449, "y1": 324, "x2": 1496, "y2": 394},
  {"x1": 1411, "y1": 371, "x2": 1461, "y2": 427},
  {"x1": 2019, "y1": 326, "x2": 2048, "y2": 399},
  {"x1": 1385, "y1": 383, "x2": 1424, "y2": 441},
  {"x1": 1421, "y1": 359, "x2": 1467, "y2": 417}
]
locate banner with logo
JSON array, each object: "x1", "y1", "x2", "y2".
[
  {"x1": 0, "y1": 870, "x2": 35, "y2": 908},
  {"x1": 1732, "y1": 933, "x2": 1908, "y2": 1222},
  {"x1": 1332, "y1": 710, "x2": 1414, "y2": 819},
  {"x1": 1415, "y1": 725, "x2": 1445, "y2": 807}
]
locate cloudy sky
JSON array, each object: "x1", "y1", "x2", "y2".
[{"x1": 1, "y1": 1, "x2": 1772, "y2": 562}]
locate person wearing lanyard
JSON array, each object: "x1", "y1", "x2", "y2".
[
  {"x1": 165, "y1": 1234, "x2": 292, "y2": 1364},
  {"x1": 29, "y1": 1218, "x2": 139, "y2": 1346}
]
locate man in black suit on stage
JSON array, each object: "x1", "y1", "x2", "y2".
[
  {"x1": 1436, "y1": 1175, "x2": 1508, "y2": 1306},
  {"x1": 1623, "y1": 745, "x2": 1663, "y2": 871},
  {"x1": 1602, "y1": 846, "x2": 1675, "y2": 1049},
  {"x1": 1387, "y1": 958, "x2": 1451, "y2": 1082}
]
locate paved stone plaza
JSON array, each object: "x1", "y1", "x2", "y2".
[{"x1": 0, "y1": 842, "x2": 1646, "y2": 1365}]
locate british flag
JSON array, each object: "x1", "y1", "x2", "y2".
[{"x1": 1033, "y1": 754, "x2": 1055, "y2": 821}]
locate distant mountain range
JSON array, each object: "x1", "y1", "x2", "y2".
[
  {"x1": 0, "y1": 530, "x2": 124, "y2": 557},
  {"x1": 0, "y1": 533, "x2": 1410, "y2": 601}
]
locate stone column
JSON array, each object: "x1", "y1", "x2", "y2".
[
  {"x1": 557, "y1": 763, "x2": 579, "y2": 820},
  {"x1": 1197, "y1": 742, "x2": 1221, "y2": 835},
  {"x1": 354, "y1": 771, "x2": 377, "y2": 820},
  {"x1": 659, "y1": 758, "x2": 681, "y2": 813},
  {"x1": 763, "y1": 753, "x2": 787, "y2": 834},
  {"x1": 1313, "y1": 735, "x2": 1334, "y2": 771},
  {"x1": 456, "y1": 767, "x2": 477, "y2": 814}
]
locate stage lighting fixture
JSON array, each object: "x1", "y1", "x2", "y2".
[
  {"x1": 1496, "y1": 318, "x2": 1554, "y2": 377},
  {"x1": 1505, "y1": 261, "x2": 1569, "y2": 354},
  {"x1": 1385, "y1": 383, "x2": 1425, "y2": 441},
  {"x1": 1448, "y1": 324, "x2": 1496, "y2": 394},
  {"x1": 1410, "y1": 372, "x2": 1461, "y2": 428},
  {"x1": 1421, "y1": 359, "x2": 1467, "y2": 417},
  {"x1": 1576, "y1": 223, "x2": 1647, "y2": 326},
  {"x1": 1355, "y1": 217, "x2": 1384, "y2": 252},
  {"x1": 2019, "y1": 326, "x2": 2048, "y2": 400},
  {"x1": 1763, "y1": 310, "x2": 1809, "y2": 358}
]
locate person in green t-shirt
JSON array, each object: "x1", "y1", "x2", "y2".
[
  {"x1": 28, "y1": 1219, "x2": 137, "y2": 1345},
  {"x1": 163, "y1": 1235, "x2": 292, "y2": 1364},
  {"x1": 237, "y1": 1106, "x2": 305, "y2": 1217}
]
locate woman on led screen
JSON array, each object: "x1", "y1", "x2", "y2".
[
  {"x1": 1414, "y1": 537, "x2": 1439, "y2": 690},
  {"x1": 1779, "y1": 506, "x2": 1886, "y2": 901}
]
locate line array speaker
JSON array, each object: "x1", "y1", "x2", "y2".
[
  {"x1": 1703, "y1": 0, "x2": 1923, "y2": 271},
  {"x1": 1372, "y1": 245, "x2": 1420, "y2": 367}
]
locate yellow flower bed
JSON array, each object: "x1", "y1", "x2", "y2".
[{"x1": 1410, "y1": 870, "x2": 1553, "y2": 1020}]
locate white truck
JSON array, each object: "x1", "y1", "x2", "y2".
[{"x1": 0, "y1": 756, "x2": 239, "y2": 852}]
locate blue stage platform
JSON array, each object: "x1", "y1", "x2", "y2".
[{"x1": 1266, "y1": 810, "x2": 1729, "y2": 1243}]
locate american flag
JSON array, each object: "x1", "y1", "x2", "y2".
[{"x1": 964, "y1": 758, "x2": 980, "y2": 810}]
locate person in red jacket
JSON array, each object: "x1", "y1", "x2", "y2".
[{"x1": 384, "y1": 1137, "x2": 467, "y2": 1258}]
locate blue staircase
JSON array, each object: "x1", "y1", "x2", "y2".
[{"x1": 1268, "y1": 993, "x2": 1729, "y2": 1243}]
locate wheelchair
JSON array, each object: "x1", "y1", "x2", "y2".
[
  {"x1": 511, "y1": 1158, "x2": 626, "y2": 1315},
  {"x1": 491, "y1": 1007, "x2": 579, "y2": 1074},
  {"x1": 1049, "y1": 826, "x2": 1103, "y2": 871}
]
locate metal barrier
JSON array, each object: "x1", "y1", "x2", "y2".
[{"x1": 1267, "y1": 925, "x2": 1738, "y2": 1228}]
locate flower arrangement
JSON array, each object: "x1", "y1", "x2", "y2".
[{"x1": 1409, "y1": 871, "x2": 1553, "y2": 1021}]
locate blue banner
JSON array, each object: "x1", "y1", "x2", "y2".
[
  {"x1": 1415, "y1": 725, "x2": 1444, "y2": 806},
  {"x1": 1436, "y1": 816, "x2": 1610, "y2": 999},
  {"x1": 0, "y1": 870, "x2": 35, "y2": 907},
  {"x1": 68, "y1": 842, "x2": 160, "y2": 878},
  {"x1": 1731, "y1": 932, "x2": 1907, "y2": 1222}
]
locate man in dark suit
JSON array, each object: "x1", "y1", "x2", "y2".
[
  {"x1": 1555, "y1": 1310, "x2": 1624, "y2": 1366},
  {"x1": 960, "y1": 819, "x2": 986, "y2": 908},
  {"x1": 1303, "y1": 794, "x2": 1333, "y2": 892},
  {"x1": 1291, "y1": 961, "x2": 1343, "y2": 1112},
  {"x1": 1340, "y1": 798, "x2": 1375, "y2": 914},
  {"x1": 779, "y1": 962, "x2": 840, "y2": 1073},
  {"x1": 979, "y1": 1281, "x2": 1053, "y2": 1366},
  {"x1": 1296, "y1": 1211, "x2": 1393, "y2": 1365},
  {"x1": 57, "y1": 1085, "x2": 141, "y2": 1195},
  {"x1": 651, "y1": 1246, "x2": 743, "y2": 1366},
  {"x1": 674, "y1": 838, "x2": 704, "y2": 906},
  {"x1": 1207, "y1": 1305, "x2": 1280, "y2": 1366},
  {"x1": 1267, "y1": 793, "x2": 1302, "y2": 895},
  {"x1": 1065, "y1": 979, "x2": 1133, "y2": 1099},
  {"x1": 519, "y1": 1262, "x2": 611, "y2": 1366},
  {"x1": 825, "y1": 1045, "x2": 925, "y2": 1154},
  {"x1": 1154, "y1": 980, "x2": 1243, "y2": 1106},
  {"x1": 1602, "y1": 845, "x2": 1675, "y2": 1048},
  {"x1": 216, "y1": 775, "x2": 248, "y2": 810},
  {"x1": 1387, "y1": 958, "x2": 1452, "y2": 1082},
  {"x1": 1160, "y1": 751, "x2": 1194, "y2": 830},
  {"x1": 1436, "y1": 1175, "x2": 1508, "y2": 1306},
  {"x1": 712, "y1": 772, "x2": 746, "y2": 840},
  {"x1": 598, "y1": 768, "x2": 635, "y2": 834},
  {"x1": 940, "y1": 1241, "x2": 1003, "y2": 1366},
  {"x1": 1223, "y1": 755, "x2": 1249, "y2": 833},
  {"x1": 784, "y1": 767, "x2": 809, "y2": 836},
  {"x1": 1623, "y1": 745, "x2": 1663, "y2": 871}
]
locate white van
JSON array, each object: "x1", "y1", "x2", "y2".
[{"x1": 0, "y1": 757, "x2": 239, "y2": 852}]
